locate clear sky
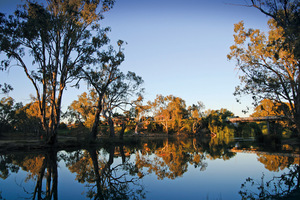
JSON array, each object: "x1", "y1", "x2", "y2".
[{"x1": 0, "y1": 0, "x2": 271, "y2": 116}]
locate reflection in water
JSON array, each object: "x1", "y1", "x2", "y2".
[
  {"x1": 0, "y1": 137, "x2": 299, "y2": 199},
  {"x1": 257, "y1": 154, "x2": 300, "y2": 172},
  {"x1": 134, "y1": 138, "x2": 227, "y2": 180},
  {"x1": 34, "y1": 150, "x2": 58, "y2": 200},
  {"x1": 0, "y1": 150, "x2": 58, "y2": 199},
  {"x1": 240, "y1": 164, "x2": 300, "y2": 199},
  {"x1": 64, "y1": 145, "x2": 145, "y2": 200}
]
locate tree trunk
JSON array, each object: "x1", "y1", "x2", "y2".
[
  {"x1": 294, "y1": 80, "x2": 300, "y2": 136},
  {"x1": 107, "y1": 145, "x2": 114, "y2": 166},
  {"x1": 135, "y1": 122, "x2": 139, "y2": 134},
  {"x1": 88, "y1": 146, "x2": 115, "y2": 200},
  {"x1": 294, "y1": 91, "x2": 300, "y2": 135},
  {"x1": 119, "y1": 145, "x2": 126, "y2": 164},
  {"x1": 33, "y1": 157, "x2": 47, "y2": 200},
  {"x1": 47, "y1": 133, "x2": 57, "y2": 145},
  {"x1": 165, "y1": 121, "x2": 168, "y2": 134},
  {"x1": 90, "y1": 99, "x2": 102, "y2": 140},
  {"x1": 108, "y1": 117, "x2": 115, "y2": 138},
  {"x1": 295, "y1": 118, "x2": 300, "y2": 136},
  {"x1": 89, "y1": 148, "x2": 104, "y2": 200},
  {"x1": 119, "y1": 123, "x2": 126, "y2": 139},
  {"x1": 49, "y1": 149, "x2": 58, "y2": 200}
]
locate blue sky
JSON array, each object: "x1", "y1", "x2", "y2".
[{"x1": 0, "y1": 0, "x2": 271, "y2": 116}]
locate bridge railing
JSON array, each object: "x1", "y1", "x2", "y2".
[{"x1": 227, "y1": 115, "x2": 286, "y2": 123}]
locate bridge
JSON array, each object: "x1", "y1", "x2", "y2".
[
  {"x1": 227, "y1": 116, "x2": 286, "y2": 134},
  {"x1": 230, "y1": 148, "x2": 300, "y2": 158},
  {"x1": 227, "y1": 116, "x2": 285, "y2": 123}
]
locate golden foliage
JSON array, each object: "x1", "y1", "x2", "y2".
[
  {"x1": 19, "y1": 155, "x2": 45, "y2": 182},
  {"x1": 257, "y1": 154, "x2": 300, "y2": 172}
]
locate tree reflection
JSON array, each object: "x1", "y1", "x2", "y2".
[
  {"x1": 64, "y1": 145, "x2": 145, "y2": 200},
  {"x1": 2, "y1": 150, "x2": 59, "y2": 200},
  {"x1": 0, "y1": 154, "x2": 19, "y2": 179},
  {"x1": 0, "y1": 136, "x2": 255, "y2": 199},
  {"x1": 207, "y1": 136, "x2": 236, "y2": 160},
  {"x1": 34, "y1": 150, "x2": 58, "y2": 200},
  {"x1": 240, "y1": 159, "x2": 300, "y2": 199},
  {"x1": 257, "y1": 154, "x2": 300, "y2": 172},
  {"x1": 135, "y1": 141, "x2": 191, "y2": 180},
  {"x1": 134, "y1": 137, "x2": 235, "y2": 180}
]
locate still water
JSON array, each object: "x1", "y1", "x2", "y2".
[{"x1": 0, "y1": 137, "x2": 299, "y2": 200}]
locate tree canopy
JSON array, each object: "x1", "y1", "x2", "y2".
[
  {"x1": 228, "y1": 19, "x2": 300, "y2": 133},
  {"x1": 248, "y1": 0, "x2": 300, "y2": 58},
  {"x1": 0, "y1": 0, "x2": 115, "y2": 143}
]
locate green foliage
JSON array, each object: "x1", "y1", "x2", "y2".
[
  {"x1": 0, "y1": 97, "x2": 44, "y2": 135},
  {"x1": 0, "y1": 97, "x2": 16, "y2": 134},
  {"x1": 236, "y1": 122, "x2": 262, "y2": 137},
  {"x1": 203, "y1": 109, "x2": 235, "y2": 137},
  {"x1": 0, "y1": 0, "x2": 116, "y2": 143},
  {"x1": 146, "y1": 121, "x2": 163, "y2": 133},
  {"x1": 228, "y1": 7, "x2": 300, "y2": 132},
  {"x1": 149, "y1": 95, "x2": 189, "y2": 133},
  {"x1": 180, "y1": 119, "x2": 194, "y2": 133},
  {"x1": 64, "y1": 90, "x2": 98, "y2": 129}
]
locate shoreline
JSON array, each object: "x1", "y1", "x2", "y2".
[{"x1": 0, "y1": 133, "x2": 299, "y2": 153}]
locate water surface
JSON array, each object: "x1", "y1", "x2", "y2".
[{"x1": 0, "y1": 137, "x2": 299, "y2": 199}]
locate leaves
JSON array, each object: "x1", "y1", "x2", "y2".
[
  {"x1": 0, "y1": 0, "x2": 116, "y2": 141},
  {"x1": 228, "y1": 19, "x2": 298, "y2": 126}
]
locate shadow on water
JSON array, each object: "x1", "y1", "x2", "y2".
[
  {"x1": 239, "y1": 164, "x2": 300, "y2": 200},
  {"x1": 0, "y1": 136, "x2": 299, "y2": 199},
  {"x1": 63, "y1": 145, "x2": 145, "y2": 200},
  {"x1": 0, "y1": 145, "x2": 146, "y2": 200},
  {"x1": 0, "y1": 149, "x2": 58, "y2": 200}
]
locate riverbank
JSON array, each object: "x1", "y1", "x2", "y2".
[
  {"x1": 0, "y1": 133, "x2": 173, "y2": 152},
  {"x1": 0, "y1": 133, "x2": 299, "y2": 153}
]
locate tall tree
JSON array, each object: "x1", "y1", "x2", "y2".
[
  {"x1": 66, "y1": 90, "x2": 98, "y2": 129},
  {"x1": 243, "y1": 0, "x2": 300, "y2": 133},
  {"x1": 228, "y1": 19, "x2": 300, "y2": 134},
  {"x1": 149, "y1": 95, "x2": 188, "y2": 133},
  {"x1": 248, "y1": 0, "x2": 300, "y2": 58},
  {"x1": 203, "y1": 108, "x2": 234, "y2": 137},
  {"x1": 186, "y1": 101, "x2": 205, "y2": 134},
  {"x1": 66, "y1": 71, "x2": 143, "y2": 138},
  {"x1": 0, "y1": 0, "x2": 115, "y2": 144},
  {"x1": 81, "y1": 41, "x2": 125, "y2": 140},
  {"x1": 102, "y1": 71, "x2": 144, "y2": 138}
]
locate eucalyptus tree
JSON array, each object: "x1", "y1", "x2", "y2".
[
  {"x1": 82, "y1": 41, "x2": 125, "y2": 140},
  {"x1": 67, "y1": 70, "x2": 144, "y2": 138},
  {"x1": 231, "y1": 0, "x2": 300, "y2": 133},
  {"x1": 65, "y1": 90, "x2": 98, "y2": 128},
  {"x1": 0, "y1": 0, "x2": 115, "y2": 144},
  {"x1": 102, "y1": 71, "x2": 144, "y2": 138},
  {"x1": 228, "y1": 19, "x2": 300, "y2": 133},
  {"x1": 248, "y1": 0, "x2": 300, "y2": 58},
  {"x1": 149, "y1": 95, "x2": 188, "y2": 134}
]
